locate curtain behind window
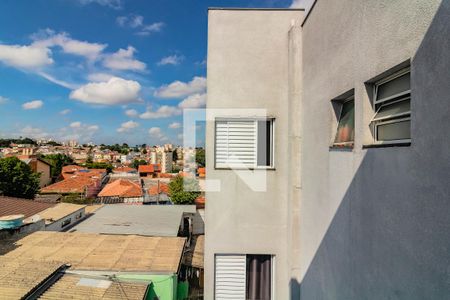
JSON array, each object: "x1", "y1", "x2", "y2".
[{"x1": 246, "y1": 254, "x2": 271, "y2": 300}]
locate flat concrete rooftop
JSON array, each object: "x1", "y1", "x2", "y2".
[{"x1": 70, "y1": 204, "x2": 196, "y2": 237}]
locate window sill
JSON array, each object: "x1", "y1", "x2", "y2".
[
  {"x1": 329, "y1": 144, "x2": 354, "y2": 152},
  {"x1": 362, "y1": 142, "x2": 411, "y2": 149},
  {"x1": 214, "y1": 167, "x2": 276, "y2": 171}
]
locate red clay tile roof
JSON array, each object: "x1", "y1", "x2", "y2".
[
  {"x1": 40, "y1": 177, "x2": 98, "y2": 194},
  {"x1": 98, "y1": 179, "x2": 143, "y2": 198},
  {"x1": 62, "y1": 165, "x2": 85, "y2": 173},
  {"x1": 138, "y1": 164, "x2": 161, "y2": 173},
  {"x1": 113, "y1": 166, "x2": 137, "y2": 173},
  {"x1": 148, "y1": 183, "x2": 169, "y2": 196},
  {"x1": 0, "y1": 196, "x2": 55, "y2": 218},
  {"x1": 159, "y1": 173, "x2": 176, "y2": 178},
  {"x1": 62, "y1": 167, "x2": 106, "y2": 180},
  {"x1": 195, "y1": 196, "x2": 205, "y2": 209}
]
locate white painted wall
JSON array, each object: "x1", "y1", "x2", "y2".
[{"x1": 206, "y1": 9, "x2": 304, "y2": 300}]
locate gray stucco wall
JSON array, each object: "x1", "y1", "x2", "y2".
[
  {"x1": 299, "y1": 0, "x2": 450, "y2": 299},
  {"x1": 206, "y1": 9, "x2": 303, "y2": 300}
]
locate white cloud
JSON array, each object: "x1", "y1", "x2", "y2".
[
  {"x1": 169, "y1": 122, "x2": 181, "y2": 129},
  {"x1": 87, "y1": 125, "x2": 99, "y2": 131},
  {"x1": 117, "y1": 120, "x2": 139, "y2": 133},
  {"x1": 148, "y1": 127, "x2": 168, "y2": 141},
  {"x1": 178, "y1": 93, "x2": 206, "y2": 109},
  {"x1": 61, "y1": 121, "x2": 99, "y2": 142},
  {"x1": 140, "y1": 105, "x2": 181, "y2": 119},
  {"x1": 70, "y1": 121, "x2": 82, "y2": 128},
  {"x1": 290, "y1": 0, "x2": 315, "y2": 11},
  {"x1": 125, "y1": 109, "x2": 138, "y2": 117},
  {"x1": 22, "y1": 100, "x2": 43, "y2": 110},
  {"x1": 103, "y1": 46, "x2": 146, "y2": 71},
  {"x1": 70, "y1": 77, "x2": 142, "y2": 105},
  {"x1": 32, "y1": 29, "x2": 107, "y2": 61},
  {"x1": 157, "y1": 54, "x2": 184, "y2": 66},
  {"x1": 116, "y1": 14, "x2": 164, "y2": 36},
  {"x1": 37, "y1": 71, "x2": 78, "y2": 89},
  {"x1": 21, "y1": 126, "x2": 49, "y2": 139},
  {"x1": 136, "y1": 22, "x2": 165, "y2": 36},
  {"x1": 87, "y1": 73, "x2": 114, "y2": 82},
  {"x1": 60, "y1": 109, "x2": 71, "y2": 115},
  {"x1": 0, "y1": 96, "x2": 9, "y2": 104},
  {"x1": 137, "y1": 92, "x2": 206, "y2": 120},
  {"x1": 116, "y1": 14, "x2": 144, "y2": 28},
  {"x1": 154, "y1": 76, "x2": 206, "y2": 98},
  {"x1": 0, "y1": 44, "x2": 53, "y2": 69},
  {"x1": 77, "y1": 0, "x2": 122, "y2": 9}
]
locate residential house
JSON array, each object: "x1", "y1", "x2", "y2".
[
  {"x1": 18, "y1": 155, "x2": 52, "y2": 188},
  {"x1": 97, "y1": 179, "x2": 143, "y2": 204},
  {"x1": 43, "y1": 165, "x2": 107, "y2": 199},
  {"x1": 40, "y1": 176, "x2": 103, "y2": 199},
  {"x1": 0, "y1": 196, "x2": 86, "y2": 234},
  {"x1": 138, "y1": 164, "x2": 161, "y2": 177},
  {"x1": 0, "y1": 231, "x2": 186, "y2": 299},
  {"x1": 36, "y1": 202, "x2": 86, "y2": 231},
  {"x1": 206, "y1": 2, "x2": 450, "y2": 299},
  {"x1": 146, "y1": 181, "x2": 171, "y2": 204}
]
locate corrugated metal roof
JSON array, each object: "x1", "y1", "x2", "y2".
[
  {"x1": 0, "y1": 196, "x2": 55, "y2": 219},
  {"x1": 0, "y1": 258, "x2": 63, "y2": 299},
  {"x1": 1, "y1": 231, "x2": 186, "y2": 273},
  {"x1": 38, "y1": 274, "x2": 148, "y2": 300},
  {"x1": 184, "y1": 235, "x2": 204, "y2": 269},
  {"x1": 70, "y1": 205, "x2": 196, "y2": 237}
]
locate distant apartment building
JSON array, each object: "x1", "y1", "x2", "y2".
[
  {"x1": 150, "y1": 145, "x2": 173, "y2": 173},
  {"x1": 206, "y1": 2, "x2": 450, "y2": 299}
]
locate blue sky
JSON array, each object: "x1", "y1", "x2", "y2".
[{"x1": 0, "y1": 0, "x2": 304, "y2": 146}]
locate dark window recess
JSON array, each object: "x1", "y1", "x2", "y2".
[
  {"x1": 257, "y1": 120, "x2": 273, "y2": 167},
  {"x1": 334, "y1": 99, "x2": 355, "y2": 145},
  {"x1": 61, "y1": 218, "x2": 71, "y2": 228},
  {"x1": 246, "y1": 254, "x2": 272, "y2": 300}
]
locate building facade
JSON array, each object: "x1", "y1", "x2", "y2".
[
  {"x1": 206, "y1": 9, "x2": 304, "y2": 300},
  {"x1": 206, "y1": 1, "x2": 450, "y2": 299}
]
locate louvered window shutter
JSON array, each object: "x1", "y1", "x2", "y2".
[
  {"x1": 215, "y1": 121, "x2": 257, "y2": 168},
  {"x1": 215, "y1": 254, "x2": 246, "y2": 300}
]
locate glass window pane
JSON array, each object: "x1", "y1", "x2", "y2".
[
  {"x1": 376, "y1": 72, "x2": 410, "y2": 101},
  {"x1": 374, "y1": 99, "x2": 410, "y2": 120},
  {"x1": 257, "y1": 120, "x2": 273, "y2": 166},
  {"x1": 377, "y1": 120, "x2": 410, "y2": 141},
  {"x1": 334, "y1": 100, "x2": 354, "y2": 144}
]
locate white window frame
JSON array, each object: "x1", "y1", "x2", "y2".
[
  {"x1": 214, "y1": 117, "x2": 275, "y2": 170},
  {"x1": 371, "y1": 67, "x2": 411, "y2": 145},
  {"x1": 214, "y1": 253, "x2": 275, "y2": 300}
]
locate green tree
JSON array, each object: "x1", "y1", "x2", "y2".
[
  {"x1": 41, "y1": 154, "x2": 73, "y2": 179},
  {"x1": 195, "y1": 148, "x2": 205, "y2": 167},
  {"x1": 0, "y1": 157, "x2": 40, "y2": 199},
  {"x1": 84, "y1": 162, "x2": 113, "y2": 173},
  {"x1": 168, "y1": 175, "x2": 201, "y2": 205},
  {"x1": 131, "y1": 159, "x2": 147, "y2": 169}
]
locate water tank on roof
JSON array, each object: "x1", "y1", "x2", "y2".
[{"x1": 0, "y1": 214, "x2": 24, "y2": 229}]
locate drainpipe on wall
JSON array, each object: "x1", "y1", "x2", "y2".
[{"x1": 287, "y1": 18, "x2": 303, "y2": 299}]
